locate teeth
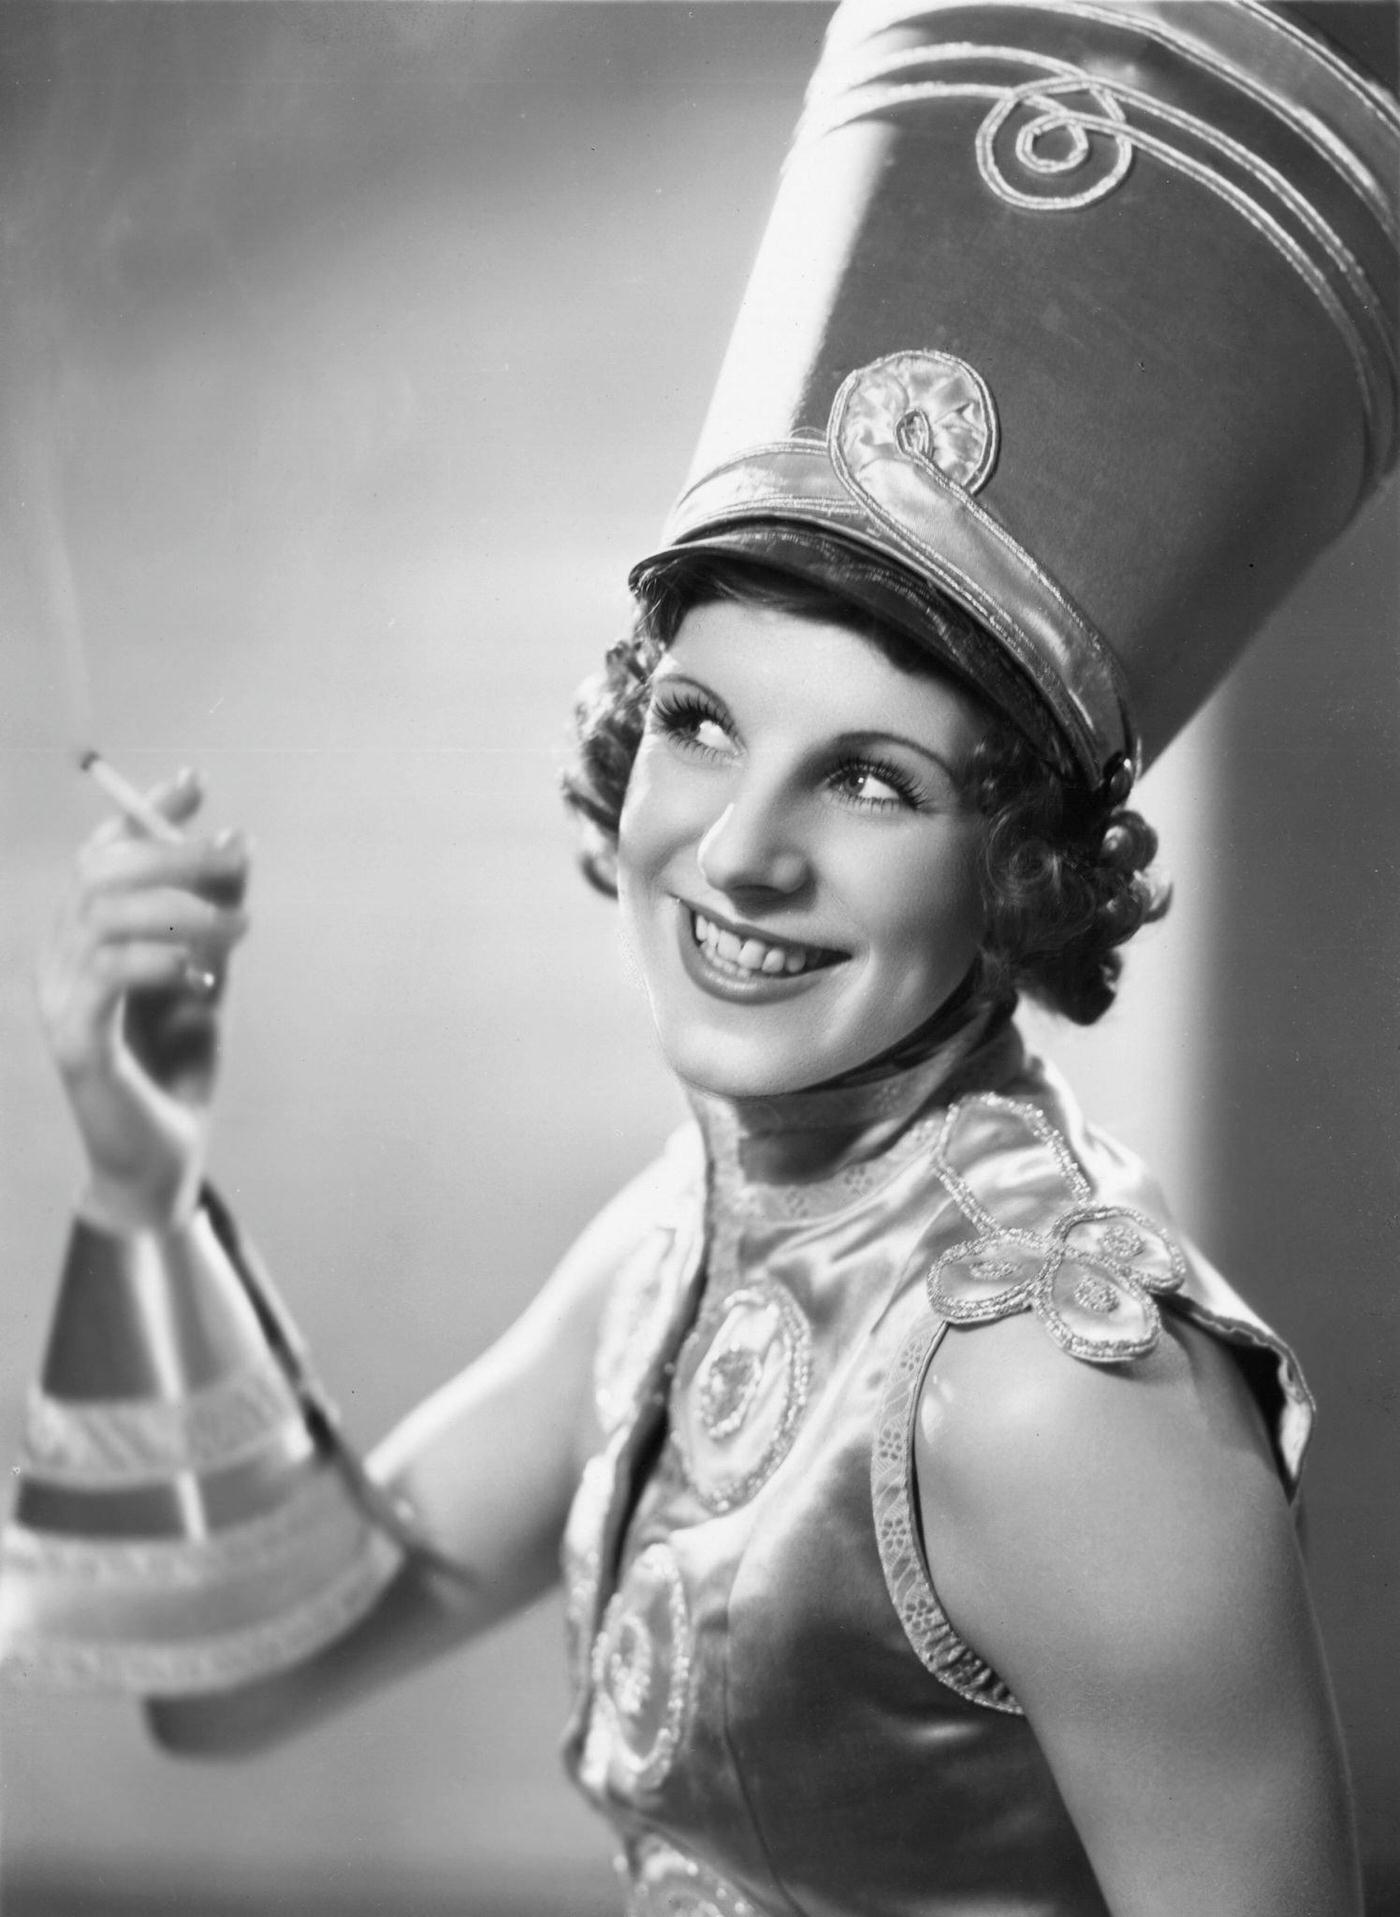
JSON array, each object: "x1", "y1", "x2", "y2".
[{"x1": 690, "y1": 911, "x2": 822, "y2": 979}]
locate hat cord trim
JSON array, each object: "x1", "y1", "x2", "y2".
[
  {"x1": 817, "y1": 0, "x2": 1400, "y2": 160},
  {"x1": 799, "y1": 58, "x2": 1392, "y2": 481}
]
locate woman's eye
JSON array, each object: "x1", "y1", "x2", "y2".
[
  {"x1": 690, "y1": 716, "x2": 732, "y2": 754},
  {"x1": 650, "y1": 696, "x2": 736, "y2": 760},
  {"x1": 831, "y1": 761, "x2": 919, "y2": 810}
]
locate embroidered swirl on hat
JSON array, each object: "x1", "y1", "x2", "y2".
[
  {"x1": 977, "y1": 75, "x2": 1133, "y2": 210},
  {"x1": 794, "y1": 40, "x2": 1393, "y2": 477}
]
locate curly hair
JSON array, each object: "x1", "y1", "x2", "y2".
[{"x1": 562, "y1": 553, "x2": 1168, "y2": 1025}]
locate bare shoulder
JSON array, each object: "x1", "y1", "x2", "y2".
[
  {"x1": 914, "y1": 1306, "x2": 1359, "y2": 1909},
  {"x1": 915, "y1": 1305, "x2": 1303, "y2": 1702}
]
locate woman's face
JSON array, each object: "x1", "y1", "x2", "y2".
[{"x1": 616, "y1": 597, "x2": 989, "y2": 1098}]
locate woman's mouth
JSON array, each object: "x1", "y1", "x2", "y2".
[{"x1": 678, "y1": 902, "x2": 846, "y2": 996}]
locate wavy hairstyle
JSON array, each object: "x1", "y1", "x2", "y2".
[{"x1": 562, "y1": 554, "x2": 1168, "y2": 1024}]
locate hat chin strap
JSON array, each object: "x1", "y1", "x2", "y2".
[{"x1": 799, "y1": 961, "x2": 1004, "y2": 1095}]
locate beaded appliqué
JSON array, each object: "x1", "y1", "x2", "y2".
[
  {"x1": 871, "y1": 1311, "x2": 1020, "y2": 1714},
  {"x1": 926, "y1": 1095, "x2": 1185, "y2": 1363},
  {"x1": 582, "y1": 1543, "x2": 692, "y2": 1795},
  {"x1": 873, "y1": 1091, "x2": 1190, "y2": 1710},
  {"x1": 670, "y1": 1279, "x2": 812, "y2": 1513},
  {"x1": 623, "y1": 1837, "x2": 764, "y2": 1917},
  {"x1": 928, "y1": 1202, "x2": 1185, "y2": 1363}
]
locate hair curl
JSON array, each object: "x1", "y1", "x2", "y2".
[{"x1": 561, "y1": 554, "x2": 1168, "y2": 1025}]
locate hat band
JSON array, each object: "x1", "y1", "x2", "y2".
[{"x1": 656, "y1": 436, "x2": 1133, "y2": 785}]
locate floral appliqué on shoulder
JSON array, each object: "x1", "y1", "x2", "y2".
[{"x1": 926, "y1": 1094, "x2": 1186, "y2": 1363}]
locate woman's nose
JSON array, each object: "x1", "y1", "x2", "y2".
[{"x1": 696, "y1": 795, "x2": 810, "y2": 897}]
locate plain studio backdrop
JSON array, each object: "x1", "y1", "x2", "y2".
[{"x1": 0, "y1": 6, "x2": 1395, "y2": 1914}]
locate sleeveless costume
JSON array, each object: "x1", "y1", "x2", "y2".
[
  {"x1": 560, "y1": 1016, "x2": 1311, "y2": 1916},
  {"x1": 0, "y1": 6, "x2": 1392, "y2": 1913}
]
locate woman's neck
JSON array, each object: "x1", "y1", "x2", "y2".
[{"x1": 685, "y1": 993, "x2": 1021, "y2": 1188}]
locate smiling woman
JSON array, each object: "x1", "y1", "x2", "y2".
[
  {"x1": 617, "y1": 598, "x2": 988, "y2": 1096},
  {"x1": 2, "y1": 3, "x2": 1397, "y2": 1915},
  {"x1": 569, "y1": 554, "x2": 1168, "y2": 1046}
]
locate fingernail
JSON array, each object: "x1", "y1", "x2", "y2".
[{"x1": 213, "y1": 828, "x2": 246, "y2": 854}]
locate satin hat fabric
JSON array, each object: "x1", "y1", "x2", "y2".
[{"x1": 632, "y1": 2, "x2": 1399, "y2": 789}]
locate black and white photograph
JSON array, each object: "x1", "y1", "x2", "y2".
[{"x1": 0, "y1": 4, "x2": 1396, "y2": 1913}]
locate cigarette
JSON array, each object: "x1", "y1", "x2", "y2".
[{"x1": 77, "y1": 750, "x2": 185, "y2": 845}]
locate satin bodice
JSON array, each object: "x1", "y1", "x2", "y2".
[{"x1": 560, "y1": 1026, "x2": 1311, "y2": 1917}]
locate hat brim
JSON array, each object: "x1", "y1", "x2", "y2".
[{"x1": 628, "y1": 520, "x2": 1073, "y2": 775}]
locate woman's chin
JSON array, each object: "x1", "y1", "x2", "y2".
[{"x1": 652, "y1": 1014, "x2": 884, "y2": 1102}]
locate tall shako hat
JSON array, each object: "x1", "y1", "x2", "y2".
[{"x1": 631, "y1": 1, "x2": 1399, "y2": 794}]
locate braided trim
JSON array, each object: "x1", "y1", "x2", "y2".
[
  {"x1": 0, "y1": 1533, "x2": 399, "y2": 1696},
  {"x1": 19, "y1": 1357, "x2": 301, "y2": 1488},
  {"x1": 871, "y1": 1310, "x2": 1021, "y2": 1713},
  {"x1": 0, "y1": 1464, "x2": 362, "y2": 1587}
]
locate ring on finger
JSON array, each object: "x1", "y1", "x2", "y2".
[{"x1": 181, "y1": 957, "x2": 219, "y2": 997}]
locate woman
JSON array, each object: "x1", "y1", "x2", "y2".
[
  {"x1": 17, "y1": 548, "x2": 1359, "y2": 1915},
  {"x1": 4, "y1": 3, "x2": 1396, "y2": 1913}
]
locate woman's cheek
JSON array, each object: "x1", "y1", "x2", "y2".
[
  {"x1": 619, "y1": 747, "x2": 707, "y2": 891},
  {"x1": 892, "y1": 824, "x2": 986, "y2": 974}
]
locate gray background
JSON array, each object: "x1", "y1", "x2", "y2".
[{"x1": 0, "y1": 6, "x2": 1395, "y2": 1912}]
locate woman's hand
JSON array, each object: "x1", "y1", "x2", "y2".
[{"x1": 38, "y1": 768, "x2": 252, "y2": 1234}]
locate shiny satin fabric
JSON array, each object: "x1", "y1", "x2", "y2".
[
  {"x1": 632, "y1": 1, "x2": 1400, "y2": 788},
  {"x1": 0, "y1": 1205, "x2": 402, "y2": 1694},
  {"x1": 562, "y1": 1023, "x2": 1310, "y2": 1916}
]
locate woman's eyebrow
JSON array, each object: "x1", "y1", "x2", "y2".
[{"x1": 834, "y1": 728, "x2": 962, "y2": 781}]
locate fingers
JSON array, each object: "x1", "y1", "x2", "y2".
[
  {"x1": 80, "y1": 886, "x2": 250, "y2": 949},
  {"x1": 42, "y1": 772, "x2": 253, "y2": 1092},
  {"x1": 41, "y1": 854, "x2": 250, "y2": 1072},
  {"x1": 45, "y1": 942, "x2": 198, "y2": 1077},
  {"x1": 43, "y1": 911, "x2": 247, "y2": 1075},
  {"x1": 79, "y1": 826, "x2": 251, "y2": 905},
  {"x1": 86, "y1": 765, "x2": 206, "y2": 850}
]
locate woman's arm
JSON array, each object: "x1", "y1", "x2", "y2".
[
  {"x1": 148, "y1": 1150, "x2": 656, "y2": 1757},
  {"x1": 916, "y1": 1311, "x2": 1361, "y2": 1917},
  {"x1": 28, "y1": 770, "x2": 654, "y2": 1754}
]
